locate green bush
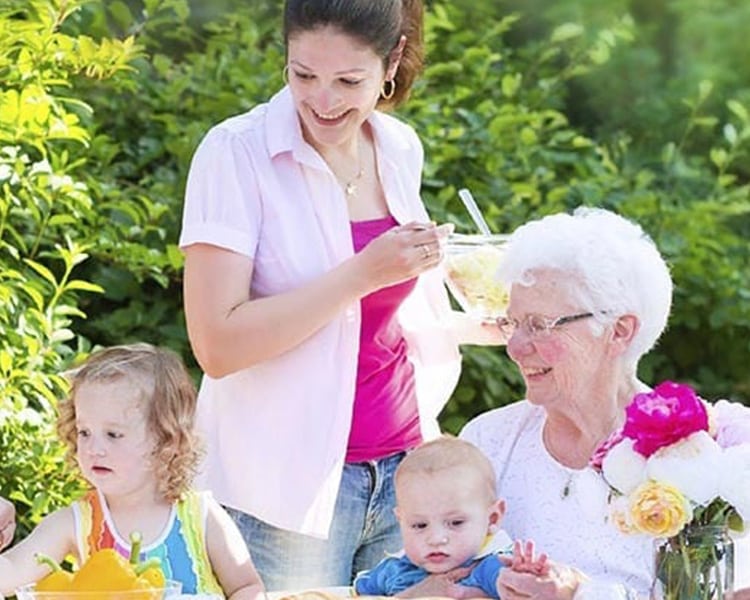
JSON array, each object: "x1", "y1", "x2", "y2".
[{"x1": 0, "y1": 0, "x2": 143, "y2": 537}]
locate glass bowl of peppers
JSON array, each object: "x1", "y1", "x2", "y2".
[
  {"x1": 15, "y1": 580, "x2": 182, "y2": 600},
  {"x1": 442, "y1": 232, "x2": 510, "y2": 322},
  {"x1": 17, "y1": 533, "x2": 183, "y2": 600}
]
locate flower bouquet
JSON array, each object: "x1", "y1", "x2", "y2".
[{"x1": 591, "y1": 381, "x2": 750, "y2": 600}]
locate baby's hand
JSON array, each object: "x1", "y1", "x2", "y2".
[{"x1": 501, "y1": 539, "x2": 549, "y2": 576}]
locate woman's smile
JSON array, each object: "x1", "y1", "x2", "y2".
[{"x1": 308, "y1": 105, "x2": 355, "y2": 127}]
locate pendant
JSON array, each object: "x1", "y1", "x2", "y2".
[
  {"x1": 562, "y1": 472, "x2": 574, "y2": 499},
  {"x1": 345, "y1": 181, "x2": 357, "y2": 198}
]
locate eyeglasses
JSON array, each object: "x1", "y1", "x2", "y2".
[{"x1": 496, "y1": 312, "x2": 594, "y2": 339}]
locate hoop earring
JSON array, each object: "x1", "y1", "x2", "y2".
[
  {"x1": 282, "y1": 65, "x2": 289, "y2": 85},
  {"x1": 381, "y1": 79, "x2": 396, "y2": 100}
]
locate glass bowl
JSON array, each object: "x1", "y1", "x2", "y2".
[
  {"x1": 15, "y1": 580, "x2": 183, "y2": 600},
  {"x1": 442, "y1": 232, "x2": 510, "y2": 321}
]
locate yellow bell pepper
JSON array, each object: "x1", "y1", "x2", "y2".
[
  {"x1": 68, "y1": 531, "x2": 166, "y2": 593},
  {"x1": 137, "y1": 559, "x2": 166, "y2": 589},
  {"x1": 70, "y1": 547, "x2": 137, "y2": 591},
  {"x1": 34, "y1": 554, "x2": 74, "y2": 592}
]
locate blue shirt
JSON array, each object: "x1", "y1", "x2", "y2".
[{"x1": 354, "y1": 530, "x2": 512, "y2": 598}]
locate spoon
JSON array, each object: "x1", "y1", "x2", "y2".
[{"x1": 458, "y1": 188, "x2": 493, "y2": 236}]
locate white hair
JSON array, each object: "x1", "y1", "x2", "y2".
[{"x1": 497, "y1": 207, "x2": 673, "y2": 365}]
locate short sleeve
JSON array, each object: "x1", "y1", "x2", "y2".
[
  {"x1": 353, "y1": 556, "x2": 425, "y2": 596},
  {"x1": 179, "y1": 124, "x2": 263, "y2": 258},
  {"x1": 458, "y1": 554, "x2": 502, "y2": 598}
]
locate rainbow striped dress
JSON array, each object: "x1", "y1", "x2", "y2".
[{"x1": 72, "y1": 489, "x2": 223, "y2": 595}]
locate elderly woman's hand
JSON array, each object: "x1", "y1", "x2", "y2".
[
  {"x1": 396, "y1": 565, "x2": 485, "y2": 599},
  {"x1": 497, "y1": 560, "x2": 584, "y2": 599}
]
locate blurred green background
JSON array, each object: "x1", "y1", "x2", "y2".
[{"x1": 1, "y1": 0, "x2": 748, "y2": 540}]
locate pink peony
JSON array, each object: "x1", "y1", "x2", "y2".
[{"x1": 622, "y1": 381, "x2": 709, "y2": 458}]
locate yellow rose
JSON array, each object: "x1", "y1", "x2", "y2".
[{"x1": 628, "y1": 480, "x2": 693, "y2": 537}]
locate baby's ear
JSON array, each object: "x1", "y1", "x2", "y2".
[{"x1": 487, "y1": 499, "x2": 506, "y2": 532}]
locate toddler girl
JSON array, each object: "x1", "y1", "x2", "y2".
[{"x1": 0, "y1": 343, "x2": 264, "y2": 600}]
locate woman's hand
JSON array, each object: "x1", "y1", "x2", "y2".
[
  {"x1": 497, "y1": 560, "x2": 583, "y2": 599},
  {"x1": 0, "y1": 497, "x2": 15, "y2": 550},
  {"x1": 355, "y1": 221, "x2": 450, "y2": 294},
  {"x1": 396, "y1": 565, "x2": 484, "y2": 599}
]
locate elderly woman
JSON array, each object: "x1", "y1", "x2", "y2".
[{"x1": 459, "y1": 207, "x2": 750, "y2": 599}]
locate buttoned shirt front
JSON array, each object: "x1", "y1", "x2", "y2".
[{"x1": 180, "y1": 87, "x2": 461, "y2": 538}]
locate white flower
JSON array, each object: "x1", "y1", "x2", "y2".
[
  {"x1": 646, "y1": 430, "x2": 722, "y2": 505},
  {"x1": 718, "y1": 444, "x2": 750, "y2": 523},
  {"x1": 712, "y1": 399, "x2": 750, "y2": 448},
  {"x1": 602, "y1": 438, "x2": 647, "y2": 495}
]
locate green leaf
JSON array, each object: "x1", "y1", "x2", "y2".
[
  {"x1": 501, "y1": 73, "x2": 521, "y2": 98},
  {"x1": 64, "y1": 280, "x2": 104, "y2": 294},
  {"x1": 723, "y1": 123, "x2": 737, "y2": 145},
  {"x1": 698, "y1": 80, "x2": 714, "y2": 102},
  {"x1": 550, "y1": 23, "x2": 584, "y2": 43},
  {"x1": 23, "y1": 260, "x2": 57, "y2": 287},
  {"x1": 727, "y1": 100, "x2": 748, "y2": 124}
]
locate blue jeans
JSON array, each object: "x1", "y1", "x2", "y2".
[{"x1": 226, "y1": 452, "x2": 405, "y2": 591}]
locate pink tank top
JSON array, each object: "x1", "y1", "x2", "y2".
[{"x1": 346, "y1": 215, "x2": 422, "y2": 463}]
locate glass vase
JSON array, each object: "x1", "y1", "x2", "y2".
[{"x1": 651, "y1": 525, "x2": 734, "y2": 600}]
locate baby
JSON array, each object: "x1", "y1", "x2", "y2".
[{"x1": 354, "y1": 436, "x2": 547, "y2": 598}]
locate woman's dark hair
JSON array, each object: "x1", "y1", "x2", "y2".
[{"x1": 283, "y1": 0, "x2": 424, "y2": 109}]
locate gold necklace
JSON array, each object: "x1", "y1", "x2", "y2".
[
  {"x1": 343, "y1": 166, "x2": 365, "y2": 199},
  {"x1": 338, "y1": 135, "x2": 366, "y2": 200}
]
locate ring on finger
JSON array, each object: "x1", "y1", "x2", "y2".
[{"x1": 420, "y1": 244, "x2": 430, "y2": 259}]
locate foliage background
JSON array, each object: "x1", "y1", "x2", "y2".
[{"x1": 1, "y1": 0, "x2": 748, "y2": 540}]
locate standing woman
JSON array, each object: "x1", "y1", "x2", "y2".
[{"x1": 180, "y1": 0, "x2": 500, "y2": 591}]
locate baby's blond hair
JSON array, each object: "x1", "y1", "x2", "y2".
[
  {"x1": 57, "y1": 343, "x2": 202, "y2": 502},
  {"x1": 395, "y1": 436, "x2": 497, "y2": 504}
]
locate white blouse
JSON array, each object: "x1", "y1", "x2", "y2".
[{"x1": 461, "y1": 401, "x2": 653, "y2": 596}]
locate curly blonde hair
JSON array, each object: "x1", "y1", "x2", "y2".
[{"x1": 57, "y1": 343, "x2": 203, "y2": 503}]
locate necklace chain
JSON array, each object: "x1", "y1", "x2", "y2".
[
  {"x1": 542, "y1": 423, "x2": 591, "y2": 501},
  {"x1": 343, "y1": 167, "x2": 365, "y2": 199},
  {"x1": 543, "y1": 415, "x2": 621, "y2": 500},
  {"x1": 329, "y1": 136, "x2": 365, "y2": 200}
]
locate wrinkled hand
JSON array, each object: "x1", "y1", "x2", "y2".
[
  {"x1": 356, "y1": 221, "x2": 452, "y2": 293},
  {"x1": 497, "y1": 560, "x2": 583, "y2": 600},
  {"x1": 397, "y1": 565, "x2": 484, "y2": 599},
  {"x1": 0, "y1": 496, "x2": 15, "y2": 550}
]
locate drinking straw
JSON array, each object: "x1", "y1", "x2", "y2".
[{"x1": 458, "y1": 188, "x2": 492, "y2": 236}]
